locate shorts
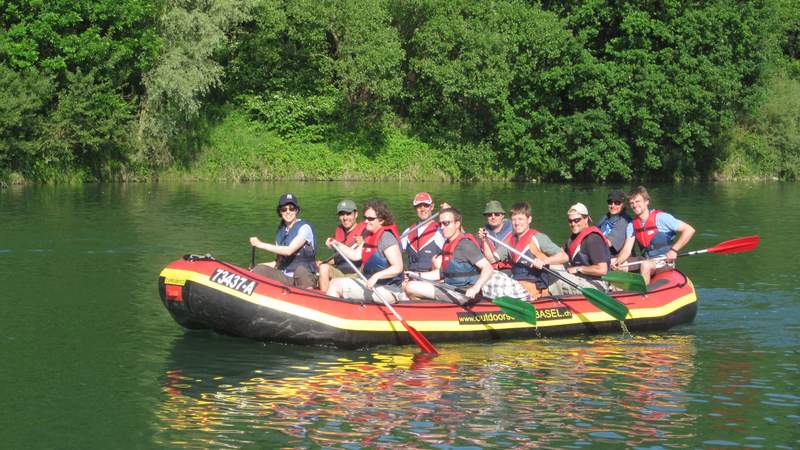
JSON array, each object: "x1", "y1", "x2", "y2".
[
  {"x1": 333, "y1": 277, "x2": 402, "y2": 304},
  {"x1": 328, "y1": 264, "x2": 359, "y2": 280}
]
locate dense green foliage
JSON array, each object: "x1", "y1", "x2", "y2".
[{"x1": 1, "y1": 0, "x2": 799, "y2": 185}]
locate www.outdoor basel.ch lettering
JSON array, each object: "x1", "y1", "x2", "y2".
[
  {"x1": 457, "y1": 307, "x2": 572, "y2": 325},
  {"x1": 210, "y1": 268, "x2": 257, "y2": 295}
]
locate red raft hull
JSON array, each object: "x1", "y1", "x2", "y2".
[{"x1": 158, "y1": 256, "x2": 697, "y2": 349}]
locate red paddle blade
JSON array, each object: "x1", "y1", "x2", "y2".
[
  {"x1": 708, "y1": 235, "x2": 760, "y2": 254},
  {"x1": 402, "y1": 320, "x2": 439, "y2": 355}
]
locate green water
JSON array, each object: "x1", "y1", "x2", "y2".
[{"x1": 2, "y1": 182, "x2": 798, "y2": 448}]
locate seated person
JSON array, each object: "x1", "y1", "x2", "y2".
[
  {"x1": 401, "y1": 191, "x2": 445, "y2": 272},
  {"x1": 326, "y1": 200, "x2": 404, "y2": 303},
  {"x1": 403, "y1": 208, "x2": 494, "y2": 303},
  {"x1": 480, "y1": 201, "x2": 566, "y2": 299},
  {"x1": 598, "y1": 189, "x2": 632, "y2": 258},
  {"x1": 613, "y1": 186, "x2": 696, "y2": 285},
  {"x1": 318, "y1": 199, "x2": 367, "y2": 292},
  {"x1": 478, "y1": 200, "x2": 513, "y2": 274},
  {"x1": 250, "y1": 193, "x2": 317, "y2": 289},
  {"x1": 539, "y1": 203, "x2": 611, "y2": 295}
]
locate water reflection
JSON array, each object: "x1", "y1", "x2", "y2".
[{"x1": 156, "y1": 334, "x2": 699, "y2": 448}]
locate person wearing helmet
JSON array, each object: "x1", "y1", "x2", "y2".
[{"x1": 250, "y1": 193, "x2": 318, "y2": 288}]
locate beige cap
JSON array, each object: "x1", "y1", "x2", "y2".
[{"x1": 567, "y1": 202, "x2": 589, "y2": 216}]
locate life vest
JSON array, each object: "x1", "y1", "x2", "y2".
[
  {"x1": 566, "y1": 226, "x2": 610, "y2": 269},
  {"x1": 484, "y1": 220, "x2": 513, "y2": 270},
  {"x1": 404, "y1": 220, "x2": 443, "y2": 271},
  {"x1": 441, "y1": 233, "x2": 482, "y2": 287},
  {"x1": 598, "y1": 213, "x2": 631, "y2": 255},
  {"x1": 275, "y1": 219, "x2": 317, "y2": 275},
  {"x1": 332, "y1": 221, "x2": 368, "y2": 273},
  {"x1": 632, "y1": 210, "x2": 672, "y2": 257},
  {"x1": 361, "y1": 225, "x2": 402, "y2": 285},
  {"x1": 505, "y1": 228, "x2": 549, "y2": 287}
]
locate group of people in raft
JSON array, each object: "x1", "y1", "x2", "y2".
[{"x1": 248, "y1": 186, "x2": 695, "y2": 304}]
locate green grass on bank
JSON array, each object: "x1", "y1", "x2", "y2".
[{"x1": 161, "y1": 109, "x2": 506, "y2": 182}]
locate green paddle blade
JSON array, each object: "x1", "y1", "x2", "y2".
[
  {"x1": 492, "y1": 296, "x2": 537, "y2": 325},
  {"x1": 602, "y1": 271, "x2": 647, "y2": 293},
  {"x1": 581, "y1": 288, "x2": 629, "y2": 321}
]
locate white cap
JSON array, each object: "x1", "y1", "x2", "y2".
[{"x1": 567, "y1": 202, "x2": 589, "y2": 216}]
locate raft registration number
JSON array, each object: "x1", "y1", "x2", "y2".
[{"x1": 210, "y1": 269, "x2": 257, "y2": 295}]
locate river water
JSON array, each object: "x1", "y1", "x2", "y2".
[{"x1": 1, "y1": 181, "x2": 798, "y2": 448}]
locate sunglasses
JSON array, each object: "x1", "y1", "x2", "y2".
[
  {"x1": 439, "y1": 220, "x2": 454, "y2": 227},
  {"x1": 607, "y1": 200, "x2": 623, "y2": 205},
  {"x1": 567, "y1": 217, "x2": 583, "y2": 224},
  {"x1": 279, "y1": 205, "x2": 297, "y2": 213},
  {"x1": 364, "y1": 215, "x2": 378, "y2": 222},
  {"x1": 338, "y1": 211, "x2": 355, "y2": 216},
  {"x1": 484, "y1": 212, "x2": 504, "y2": 217}
]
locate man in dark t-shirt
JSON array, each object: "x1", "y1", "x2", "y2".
[
  {"x1": 403, "y1": 208, "x2": 494, "y2": 303},
  {"x1": 541, "y1": 202, "x2": 611, "y2": 295}
]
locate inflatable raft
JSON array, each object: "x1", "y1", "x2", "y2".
[{"x1": 158, "y1": 255, "x2": 697, "y2": 349}]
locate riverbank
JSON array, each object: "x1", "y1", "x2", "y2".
[{"x1": 1, "y1": 108, "x2": 792, "y2": 187}]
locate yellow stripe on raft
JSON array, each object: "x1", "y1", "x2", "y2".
[{"x1": 160, "y1": 268, "x2": 696, "y2": 333}]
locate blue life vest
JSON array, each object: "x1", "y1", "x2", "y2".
[
  {"x1": 275, "y1": 219, "x2": 317, "y2": 275},
  {"x1": 441, "y1": 233, "x2": 481, "y2": 287}
]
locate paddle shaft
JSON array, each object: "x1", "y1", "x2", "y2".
[
  {"x1": 331, "y1": 243, "x2": 438, "y2": 354},
  {"x1": 620, "y1": 235, "x2": 760, "y2": 268},
  {"x1": 250, "y1": 246, "x2": 256, "y2": 270},
  {"x1": 400, "y1": 212, "x2": 440, "y2": 240},
  {"x1": 406, "y1": 272, "x2": 467, "y2": 293}
]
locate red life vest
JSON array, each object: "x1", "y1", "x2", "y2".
[
  {"x1": 441, "y1": 233, "x2": 481, "y2": 271},
  {"x1": 632, "y1": 210, "x2": 664, "y2": 248},
  {"x1": 567, "y1": 225, "x2": 605, "y2": 264},
  {"x1": 484, "y1": 220, "x2": 513, "y2": 270},
  {"x1": 407, "y1": 220, "x2": 439, "y2": 251},
  {"x1": 334, "y1": 221, "x2": 367, "y2": 245},
  {"x1": 504, "y1": 228, "x2": 547, "y2": 262},
  {"x1": 361, "y1": 224, "x2": 400, "y2": 265}
]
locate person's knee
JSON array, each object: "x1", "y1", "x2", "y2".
[{"x1": 293, "y1": 266, "x2": 318, "y2": 289}]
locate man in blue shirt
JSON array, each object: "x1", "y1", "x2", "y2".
[{"x1": 613, "y1": 186, "x2": 695, "y2": 285}]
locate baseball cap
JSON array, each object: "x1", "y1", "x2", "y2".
[
  {"x1": 277, "y1": 193, "x2": 299, "y2": 209},
  {"x1": 608, "y1": 189, "x2": 626, "y2": 202},
  {"x1": 567, "y1": 202, "x2": 589, "y2": 216},
  {"x1": 336, "y1": 199, "x2": 357, "y2": 213},
  {"x1": 412, "y1": 192, "x2": 433, "y2": 206},
  {"x1": 483, "y1": 200, "x2": 505, "y2": 215}
]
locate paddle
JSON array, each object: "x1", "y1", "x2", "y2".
[
  {"x1": 249, "y1": 246, "x2": 256, "y2": 270},
  {"x1": 487, "y1": 234, "x2": 629, "y2": 321},
  {"x1": 399, "y1": 212, "x2": 440, "y2": 240},
  {"x1": 331, "y1": 243, "x2": 438, "y2": 355},
  {"x1": 620, "y1": 235, "x2": 761, "y2": 268},
  {"x1": 491, "y1": 296, "x2": 538, "y2": 325},
  {"x1": 406, "y1": 272, "x2": 537, "y2": 324},
  {"x1": 601, "y1": 271, "x2": 647, "y2": 293}
]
